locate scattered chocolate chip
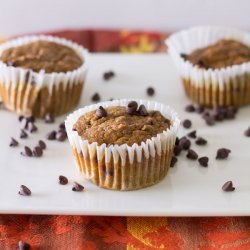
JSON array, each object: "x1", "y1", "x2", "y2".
[
  {"x1": 96, "y1": 106, "x2": 108, "y2": 118},
  {"x1": 180, "y1": 53, "x2": 187, "y2": 60},
  {"x1": 185, "y1": 104, "x2": 196, "y2": 112},
  {"x1": 138, "y1": 104, "x2": 148, "y2": 116},
  {"x1": 175, "y1": 137, "x2": 180, "y2": 145},
  {"x1": 186, "y1": 149, "x2": 198, "y2": 160},
  {"x1": 195, "y1": 137, "x2": 207, "y2": 145},
  {"x1": 20, "y1": 129, "x2": 28, "y2": 139},
  {"x1": 18, "y1": 240, "x2": 31, "y2": 250},
  {"x1": 19, "y1": 185, "x2": 31, "y2": 196},
  {"x1": 26, "y1": 115, "x2": 35, "y2": 123},
  {"x1": 59, "y1": 175, "x2": 68, "y2": 185},
  {"x1": 216, "y1": 148, "x2": 231, "y2": 159},
  {"x1": 244, "y1": 127, "x2": 250, "y2": 137},
  {"x1": 198, "y1": 156, "x2": 209, "y2": 167},
  {"x1": 32, "y1": 146, "x2": 43, "y2": 157},
  {"x1": 146, "y1": 87, "x2": 155, "y2": 96},
  {"x1": 91, "y1": 93, "x2": 101, "y2": 102},
  {"x1": 174, "y1": 145, "x2": 182, "y2": 156},
  {"x1": 21, "y1": 146, "x2": 32, "y2": 157},
  {"x1": 18, "y1": 115, "x2": 24, "y2": 122},
  {"x1": 44, "y1": 113, "x2": 54, "y2": 124},
  {"x1": 59, "y1": 122, "x2": 65, "y2": 130},
  {"x1": 28, "y1": 122, "x2": 37, "y2": 133},
  {"x1": 38, "y1": 140, "x2": 46, "y2": 150},
  {"x1": 205, "y1": 116, "x2": 215, "y2": 126},
  {"x1": 179, "y1": 137, "x2": 191, "y2": 150},
  {"x1": 187, "y1": 130, "x2": 196, "y2": 139},
  {"x1": 127, "y1": 101, "x2": 138, "y2": 114},
  {"x1": 182, "y1": 119, "x2": 192, "y2": 129},
  {"x1": 225, "y1": 109, "x2": 235, "y2": 119},
  {"x1": 170, "y1": 156, "x2": 178, "y2": 167},
  {"x1": 72, "y1": 182, "x2": 84, "y2": 192},
  {"x1": 9, "y1": 137, "x2": 18, "y2": 147},
  {"x1": 46, "y1": 130, "x2": 56, "y2": 140},
  {"x1": 56, "y1": 131, "x2": 67, "y2": 142},
  {"x1": 103, "y1": 71, "x2": 115, "y2": 80},
  {"x1": 196, "y1": 105, "x2": 204, "y2": 114},
  {"x1": 222, "y1": 181, "x2": 235, "y2": 192}
]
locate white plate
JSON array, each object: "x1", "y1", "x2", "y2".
[{"x1": 0, "y1": 54, "x2": 250, "y2": 216}]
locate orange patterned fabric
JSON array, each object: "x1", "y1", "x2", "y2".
[{"x1": 1, "y1": 29, "x2": 250, "y2": 249}]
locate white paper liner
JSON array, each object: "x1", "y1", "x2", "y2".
[
  {"x1": 165, "y1": 26, "x2": 250, "y2": 90},
  {"x1": 65, "y1": 99, "x2": 180, "y2": 178},
  {"x1": 0, "y1": 35, "x2": 88, "y2": 115}
]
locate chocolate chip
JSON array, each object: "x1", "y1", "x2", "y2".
[
  {"x1": 18, "y1": 115, "x2": 24, "y2": 122},
  {"x1": 182, "y1": 119, "x2": 192, "y2": 129},
  {"x1": 103, "y1": 71, "x2": 115, "y2": 80},
  {"x1": 175, "y1": 137, "x2": 180, "y2": 145},
  {"x1": 46, "y1": 130, "x2": 56, "y2": 140},
  {"x1": 21, "y1": 146, "x2": 32, "y2": 157},
  {"x1": 186, "y1": 149, "x2": 198, "y2": 160},
  {"x1": 187, "y1": 130, "x2": 196, "y2": 139},
  {"x1": 26, "y1": 115, "x2": 35, "y2": 123},
  {"x1": 185, "y1": 104, "x2": 196, "y2": 112},
  {"x1": 59, "y1": 122, "x2": 65, "y2": 130},
  {"x1": 138, "y1": 104, "x2": 148, "y2": 116},
  {"x1": 18, "y1": 240, "x2": 31, "y2": 250},
  {"x1": 20, "y1": 129, "x2": 28, "y2": 139},
  {"x1": 59, "y1": 175, "x2": 68, "y2": 185},
  {"x1": 180, "y1": 53, "x2": 187, "y2": 60},
  {"x1": 179, "y1": 137, "x2": 191, "y2": 150},
  {"x1": 72, "y1": 182, "x2": 84, "y2": 192},
  {"x1": 96, "y1": 106, "x2": 107, "y2": 118},
  {"x1": 244, "y1": 127, "x2": 250, "y2": 137},
  {"x1": 195, "y1": 137, "x2": 207, "y2": 145},
  {"x1": 216, "y1": 148, "x2": 231, "y2": 159},
  {"x1": 205, "y1": 116, "x2": 215, "y2": 126},
  {"x1": 198, "y1": 156, "x2": 209, "y2": 167},
  {"x1": 28, "y1": 122, "x2": 37, "y2": 133},
  {"x1": 32, "y1": 146, "x2": 43, "y2": 157},
  {"x1": 146, "y1": 87, "x2": 155, "y2": 96},
  {"x1": 196, "y1": 105, "x2": 204, "y2": 114},
  {"x1": 174, "y1": 145, "x2": 182, "y2": 156},
  {"x1": 56, "y1": 131, "x2": 67, "y2": 142},
  {"x1": 9, "y1": 137, "x2": 18, "y2": 147},
  {"x1": 228, "y1": 106, "x2": 238, "y2": 114},
  {"x1": 170, "y1": 156, "x2": 178, "y2": 167},
  {"x1": 91, "y1": 93, "x2": 100, "y2": 102},
  {"x1": 19, "y1": 185, "x2": 31, "y2": 196},
  {"x1": 222, "y1": 181, "x2": 235, "y2": 192},
  {"x1": 127, "y1": 101, "x2": 138, "y2": 114},
  {"x1": 38, "y1": 140, "x2": 46, "y2": 150},
  {"x1": 44, "y1": 113, "x2": 55, "y2": 124}
]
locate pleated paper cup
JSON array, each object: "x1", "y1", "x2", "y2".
[
  {"x1": 0, "y1": 35, "x2": 88, "y2": 117},
  {"x1": 166, "y1": 26, "x2": 250, "y2": 108},
  {"x1": 65, "y1": 99, "x2": 180, "y2": 191}
]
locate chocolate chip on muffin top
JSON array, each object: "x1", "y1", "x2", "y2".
[
  {"x1": 73, "y1": 104, "x2": 171, "y2": 146},
  {"x1": 0, "y1": 41, "x2": 83, "y2": 73},
  {"x1": 186, "y1": 39, "x2": 250, "y2": 69}
]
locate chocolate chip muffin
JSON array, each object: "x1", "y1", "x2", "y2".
[
  {"x1": 166, "y1": 26, "x2": 250, "y2": 108},
  {"x1": 65, "y1": 99, "x2": 180, "y2": 191},
  {"x1": 0, "y1": 36, "x2": 88, "y2": 117}
]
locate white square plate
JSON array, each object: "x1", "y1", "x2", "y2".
[{"x1": 0, "y1": 54, "x2": 249, "y2": 216}]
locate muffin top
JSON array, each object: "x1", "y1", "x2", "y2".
[
  {"x1": 185, "y1": 39, "x2": 250, "y2": 69},
  {"x1": 73, "y1": 104, "x2": 171, "y2": 146},
  {"x1": 0, "y1": 40, "x2": 83, "y2": 73}
]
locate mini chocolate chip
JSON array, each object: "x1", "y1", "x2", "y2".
[
  {"x1": 32, "y1": 146, "x2": 43, "y2": 157},
  {"x1": 46, "y1": 130, "x2": 56, "y2": 140},
  {"x1": 56, "y1": 131, "x2": 67, "y2": 142},
  {"x1": 174, "y1": 145, "x2": 182, "y2": 156},
  {"x1": 59, "y1": 122, "x2": 66, "y2": 130},
  {"x1": 38, "y1": 140, "x2": 46, "y2": 150},
  {"x1": 213, "y1": 108, "x2": 225, "y2": 121},
  {"x1": 195, "y1": 137, "x2": 207, "y2": 145},
  {"x1": 28, "y1": 122, "x2": 37, "y2": 133},
  {"x1": 170, "y1": 156, "x2": 178, "y2": 167},
  {"x1": 198, "y1": 156, "x2": 209, "y2": 167},
  {"x1": 146, "y1": 87, "x2": 155, "y2": 96},
  {"x1": 103, "y1": 71, "x2": 115, "y2": 80},
  {"x1": 244, "y1": 127, "x2": 250, "y2": 137},
  {"x1": 187, "y1": 130, "x2": 196, "y2": 139},
  {"x1": 196, "y1": 105, "x2": 204, "y2": 114},
  {"x1": 9, "y1": 137, "x2": 19, "y2": 147},
  {"x1": 175, "y1": 137, "x2": 180, "y2": 145},
  {"x1": 138, "y1": 104, "x2": 148, "y2": 116},
  {"x1": 186, "y1": 149, "x2": 198, "y2": 160},
  {"x1": 127, "y1": 101, "x2": 138, "y2": 114},
  {"x1": 225, "y1": 109, "x2": 235, "y2": 119},
  {"x1": 59, "y1": 175, "x2": 68, "y2": 185},
  {"x1": 222, "y1": 181, "x2": 235, "y2": 192},
  {"x1": 179, "y1": 137, "x2": 191, "y2": 150},
  {"x1": 44, "y1": 113, "x2": 55, "y2": 123},
  {"x1": 202, "y1": 110, "x2": 211, "y2": 119},
  {"x1": 19, "y1": 185, "x2": 31, "y2": 196},
  {"x1": 216, "y1": 148, "x2": 231, "y2": 159},
  {"x1": 96, "y1": 106, "x2": 107, "y2": 118},
  {"x1": 72, "y1": 182, "x2": 84, "y2": 192},
  {"x1": 21, "y1": 146, "x2": 32, "y2": 157},
  {"x1": 205, "y1": 116, "x2": 215, "y2": 126},
  {"x1": 182, "y1": 119, "x2": 192, "y2": 129},
  {"x1": 20, "y1": 129, "x2": 28, "y2": 139},
  {"x1": 18, "y1": 240, "x2": 31, "y2": 250},
  {"x1": 185, "y1": 104, "x2": 196, "y2": 112},
  {"x1": 228, "y1": 106, "x2": 238, "y2": 114},
  {"x1": 91, "y1": 93, "x2": 100, "y2": 102},
  {"x1": 26, "y1": 115, "x2": 35, "y2": 123},
  {"x1": 18, "y1": 115, "x2": 24, "y2": 122},
  {"x1": 180, "y1": 53, "x2": 187, "y2": 60}
]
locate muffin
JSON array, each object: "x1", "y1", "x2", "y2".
[
  {"x1": 166, "y1": 26, "x2": 250, "y2": 108},
  {"x1": 65, "y1": 99, "x2": 180, "y2": 191},
  {"x1": 0, "y1": 35, "x2": 88, "y2": 117}
]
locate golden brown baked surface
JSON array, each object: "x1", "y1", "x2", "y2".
[
  {"x1": 0, "y1": 40, "x2": 83, "y2": 73},
  {"x1": 73, "y1": 106, "x2": 171, "y2": 146},
  {"x1": 186, "y1": 39, "x2": 250, "y2": 69}
]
